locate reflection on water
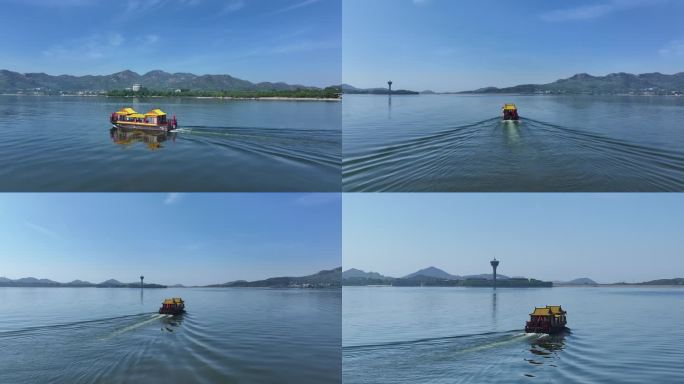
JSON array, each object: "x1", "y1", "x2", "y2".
[
  {"x1": 0, "y1": 96, "x2": 341, "y2": 191},
  {"x1": 526, "y1": 331, "x2": 567, "y2": 368},
  {"x1": 502, "y1": 121, "x2": 521, "y2": 144},
  {"x1": 343, "y1": 94, "x2": 684, "y2": 191},
  {"x1": 344, "y1": 286, "x2": 684, "y2": 383},
  {"x1": 110, "y1": 127, "x2": 176, "y2": 151},
  {"x1": 160, "y1": 313, "x2": 183, "y2": 333}
]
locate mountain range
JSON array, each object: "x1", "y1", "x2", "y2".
[
  {"x1": 0, "y1": 277, "x2": 166, "y2": 288},
  {"x1": 207, "y1": 267, "x2": 341, "y2": 288},
  {"x1": 460, "y1": 72, "x2": 684, "y2": 95},
  {"x1": 342, "y1": 266, "x2": 546, "y2": 287},
  {"x1": 0, "y1": 69, "x2": 324, "y2": 93},
  {"x1": 0, "y1": 267, "x2": 342, "y2": 289}
]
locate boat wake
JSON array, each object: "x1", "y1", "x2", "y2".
[
  {"x1": 344, "y1": 329, "x2": 527, "y2": 352},
  {"x1": 343, "y1": 115, "x2": 684, "y2": 191},
  {"x1": 0, "y1": 313, "x2": 156, "y2": 339},
  {"x1": 173, "y1": 125, "x2": 341, "y2": 169},
  {"x1": 100, "y1": 314, "x2": 170, "y2": 340}
]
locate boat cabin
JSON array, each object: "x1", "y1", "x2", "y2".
[
  {"x1": 159, "y1": 297, "x2": 185, "y2": 315},
  {"x1": 110, "y1": 107, "x2": 177, "y2": 131},
  {"x1": 525, "y1": 305, "x2": 567, "y2": 334},
  {"x1": 502, "y1": 103, "x2": 519, "y2": 121}
]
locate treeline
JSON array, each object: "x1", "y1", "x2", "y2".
[{"x1": 107, "y1": 87, "x2": 341, "y2": 99}]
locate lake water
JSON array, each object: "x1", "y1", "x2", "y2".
[
  {"x1": 343, "y1": 94, "x2": 684, "y2": 191},
  {"x1": 0, "y1": 287, "x2": 341, "y2": 383},
  {"x1": 0, "y1": 96, "x2": 341, "y2": 191},
  {"x1": 343, "y1": 286, "x2": 684, "y2": 383}
]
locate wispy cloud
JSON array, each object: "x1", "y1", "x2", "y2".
[
  {"x1": 42, "y1": 32, "x2": 159, "y2": 63},
  {"x1": 9, "y1": 0, "x2": 93, "y2": 7},
  {"x1": 126, "y1": 0, "x2": 163, "y2": 13},
  {"x1": 164, "y1": 193, "x2": 184, "y2": 205},
  {"x1": 272, "y1": 0, "x2": 321, "y2": 15},
  {"x1": 659, "y1": 38, "x2": 684, "y2": 57},
  {"x1": 224, "y1": 0, "x2": 245, "y2": 13},
  {"x1": 24, "y1": 221, "x2": 60, "y2": 240},
  {"x1": 541, "y1": 0, "x2": 659, "y2": 22},
  {"x1": 43, "y1": 33, "x2": 125, "y2": 60}
]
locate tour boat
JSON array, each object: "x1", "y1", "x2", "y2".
[
  {"x1": 159, "y1": 297, "x2": 185, "y2": 315},
  {"x1": 502, "y1": 103, "x2": 520, "y2": 121},
  {"x1": 110, "y1": 107, "x2": 178, "y2": 131},
  {"x1": 525, "y1": 305, "x2": 567, "y2": 334}
]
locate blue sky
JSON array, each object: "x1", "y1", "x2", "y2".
[
  {"x1": 343, "y1": 0, "x2": 684, "y2": 91},
  {"x1": 343, "y1": 194, "x2": 684, "y2": 283},
  {"x1": 0, "y1": 193, "x2": 341, "y2": 286},
  {"x1": 0, "y1": 0, "x2": 340, "y2": 86}
]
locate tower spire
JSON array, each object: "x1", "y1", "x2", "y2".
[{"x1": 490, "y1": 258, "x2": 499, "y2": 289}]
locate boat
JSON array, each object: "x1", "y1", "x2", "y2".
[
  {"x1": 502, "y1": 103, "x2": 520, "y2": 121},
  {"x1": 525, "y1": 305, "x2": 567, "y2": 334},
  {"x1": 110, "y1": 107, "x2": 178, "y2": 131},
  {"x1": 159, "y1": 297, "x2": 185, "y2": 315}
]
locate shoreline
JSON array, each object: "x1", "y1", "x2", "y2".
[
  {"x1": 342, "y1": 284, "x2": 684, "y2": 288},
  {"x1": 0, "y1": 93, "x2": 341, "y2": 101}
]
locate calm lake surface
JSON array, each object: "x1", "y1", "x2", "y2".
[
  {"x1": 343, "y1": 94, "x2": 684, "y2": 191},
  {"x1": 0, "y1": 96, "x2": 341, "y2": 191},
  {"x1": 0, "y1": 287, "x2": 341, "y2": 384},
  {"x1": 343, "y1": 286, "x2": 684, "y2": 383}
]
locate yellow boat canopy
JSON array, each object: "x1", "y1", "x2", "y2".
[
  {"x1": 503, "y1": 104, "x2": 517, "y2": 110},
  {"x1": 128, "y1": 113, "x2": 145, "y2": 118},
  {"x1": 547, "y1": 305, "x2": 566, "y2": 316},
  {"x1": 145, "y1": 108, "x2": 167, "y2": 117},
  {"x1": 116, "y1": 107, "x2": 138, "y2": 115},
  {"x1": 530, "y1": 307, "x2": 552, "y2": 316},
  {"x1": 163, "y1": 297, "x2": 184, "y2": 305}
]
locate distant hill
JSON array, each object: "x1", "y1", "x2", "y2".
[
  {"x1": 341, "y1": 83, "x2": 419, "y2": 95},
  {"x1": 0, "y1": 276, "x2": 166, "y2": 288},
  {"x1": 404, "y1": 267, "x2": 460, "y2": 280},
  {"x1": 461, "y1": 72, "x2": 684, "y2": 95},
  {"x1": 342, "y1": 268, "x2": 394, "y2": 286},
  {"x1": 637, "y1": 278, "x2": 684, "y2": 286},
  {"x1": 462, "y1": 273, "x2": 510, "y2": 280},
  {"x1": 0, "y1": 69, "x2": 326, "y2": 94},
  {"x1": 208, "y1": 267, "x2": 341, "y2": 288},
  {"x1": 555, "y1": 278, "x2": 598, "y2": 285},
  {"x1": 343, "y1": 268, "x2": 390, "y2": 280}
]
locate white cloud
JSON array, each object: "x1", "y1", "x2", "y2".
[
  {"x1": 541, "y1": 0, "x2": 660, "y2": 22},
  {"x1": 164, "y1": 193, "x2": 184, "y2": 205},
  {"x1": 24, "y1": 221, "x2": 60, "y2": 240},
  {"x1": 272, "y1": 0, "x2": 321, "y2": 15},
  {"x1": 143, "y1": 34, "x2": 159, "y2": 45},
  {"x1": 224, "y1": 0, "x2": 244, "y2": 13},
  {"x1": 659, "y1": 39, "x2": 684, "y2": 57},
  {"x1": 109, "y1": 33, "x2": 124, "y2": 47}
]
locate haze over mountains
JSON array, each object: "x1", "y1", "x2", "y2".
[
  {"x1": 343, "y1": 267, "x2": 551, "y2": 287},
  {"x1": 0, "y1": 277, "x2": 166, "y2": 288},
  {"x1": 207, "y1": 267, "x2": 341, "y2": 288},
  {"x1": 0, "y1": 69, "x2": 327, "y2": 93},
  {"x1": 344, "y1": 72, "x2": 684, "y2": 96},
  {"x1": 344, "y1": 267, "x2": 684, "y2": 286},
  {"x1": 0, "y1": 268, "x2": 342, "y2": 289},
  {"x1": 341, "y1": 84, "x2": 419, "y2": 95},
  {"x1": 461, "y1": 72, "x2": 684, "y2": 95}
]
